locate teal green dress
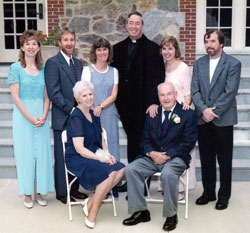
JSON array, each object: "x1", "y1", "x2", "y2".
[{"x1": 8, "y1": 62, "x2": 54, "y2": 195}]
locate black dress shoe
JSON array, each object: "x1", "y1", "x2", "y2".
[
  {"x1": 70, "y1": 190, "x2": 88, "y2": 199},
  {"x1": 196, "y1": 195, "x2": 216, "y2": 205},
  {"x1": 123, "y1": 210, "x2": 151, "y2": 226},
  {"x1": 56, "y1": 195, "x2": 76, "y2": 204},
  {"x1": 163, "y1": 214, "x2": 178, "y2": 231},
  {"x1": 117, "y1": 182, "x2": 127, "y2": 192},
  {"x1": 215, "y1": 200, "x2": 228, "y2": 210}
]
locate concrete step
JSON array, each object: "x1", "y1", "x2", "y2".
[
  {"x1": 2, "y1": 119, "x2": 250, "y2": 141},
  {"x1": 0, "y1": 136, "x2": 249, "y2": 159},
  {"x1": 0, "y1": 104, "x2": 12, "y2": 121},
  {"x1": 236, "y1": 89, "x2": 250, "y2": 105},
  {"x1": 1, "y1": 103, "x2": 250, "y2": 124},
  {"x1": 237, "y1": 105, "x2": 250, "y2": 122},
  {"x1": 239, "y1": 76, "x2": 250, "y2": 89},
  {"x1": 0, "y1": 88, "x2": 13, "y2": 104},
  {"x1": 1, "y1": 156, "x2": 249, "y2": 180},
  {"x1": 2, "y1": 87, "x2": 250, "y2": 112},
  {"x1": 0, "y1": 76, "x2": 8, "y2": 88},
  {"x1": 234, "y1": 122, "x2": 250, "y2": 140}
]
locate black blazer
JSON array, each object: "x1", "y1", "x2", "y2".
[
  {"x1": 111, "y1": 35, "x2": 165, "y2": 125},
  {"x1": 45, "y1": 52, "x2": 83, "y2": 130},
  {"x1": 141, "y1": 102, "x2": 198, "y2": 165}
]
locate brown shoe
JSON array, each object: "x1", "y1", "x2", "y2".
[
  {"x1": 56, "y1": 195, "x2": 76, "y2": 204},
  {"x1": 71, "y1": 190, "x2": 88, "y2": 200}
]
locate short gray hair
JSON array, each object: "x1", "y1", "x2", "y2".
[
  {"x1": 73, "y1": 81, "x2": 94, "y2": 99},
  {"x1": 157, "y1": 82, "x2": 176, "y2": 93}
]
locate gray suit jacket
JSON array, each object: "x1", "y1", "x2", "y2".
[
  {"x1": 191, "y1": 51, "x2": 241, "y2": 126},
  {"x1": 45, "y1": 52, "x2": 83, "y2": 130}
]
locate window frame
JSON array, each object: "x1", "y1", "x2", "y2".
[{"x1": 196, "y1": 0, "x2": 250, "y2": 54}]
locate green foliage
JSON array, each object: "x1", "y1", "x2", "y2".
[{"x1": 39, "y1": 27, "x2": 60, "y2": 47}]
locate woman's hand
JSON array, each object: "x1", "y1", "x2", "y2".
[
  {"x1": 105, "y1": 155, "x2": 117, "y2": 165},
  {"x1": 93, "y1": 106, "x2": 102, "y2": 117},
  {"x1": 32, "y1": 116, "x2": 46, "y2": 127},
  {"x1": 182, "y1": 102, "x2": 191, "y2": 110},
  {"x1": 36, "y1": 116, "x2": 46, "y2": 126},
  {"x1": 146, "y1": 104, "x2": 159, "y2": 118}
]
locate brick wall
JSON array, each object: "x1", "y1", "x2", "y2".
[
  {"x1": 180, "y1": 0, "x2": 196, "y2": 66},
  {"x1": 47, "y1": 0, "x2": 64, "y2": 32}
]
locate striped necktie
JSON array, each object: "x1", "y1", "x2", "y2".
[
  {"x1": 69, "y1": 58, "x2": 77, "y2": 83},
  {"x1": 161, "y1": 110, "x2": 171, "y2": 136}
]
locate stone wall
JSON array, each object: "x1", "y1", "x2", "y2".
[{"x1": 48, "y1": 0, "x2": 196, "y2": 66}]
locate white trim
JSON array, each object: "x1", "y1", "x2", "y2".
[{"x1": 196, "y1": 0, "x2": 250, "y2": 53}]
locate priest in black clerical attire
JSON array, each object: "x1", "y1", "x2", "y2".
[{"x1": 112, "y1": 11, "x2": 165, "y2": 185}]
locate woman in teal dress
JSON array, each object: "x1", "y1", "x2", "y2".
[{"x1": 8, "y1": 30, "x2": 54, "y2": 208}]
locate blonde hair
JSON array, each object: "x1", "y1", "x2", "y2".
[{"x1": 160, "y1": 36, "x2": 181, "y2": 59}]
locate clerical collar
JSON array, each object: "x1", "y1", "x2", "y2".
[{"x1": 129, "y1": 35, "x2": 143, "y2": 44}]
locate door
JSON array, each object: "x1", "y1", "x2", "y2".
[{"x1": 0, "y1": 0, "x2": 46, "y2": 63}]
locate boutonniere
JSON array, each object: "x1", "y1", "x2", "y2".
[{"x1": 171, "y1": 113, "x2": 181, "y2": 124}]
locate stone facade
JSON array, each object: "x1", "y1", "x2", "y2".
[{"x1": 47, "y1": 0, "x2": 196, "y2": 65}]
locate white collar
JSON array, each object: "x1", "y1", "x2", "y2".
[{"x1": 60, "y1": 50, "x2": 73, "y2": 65}]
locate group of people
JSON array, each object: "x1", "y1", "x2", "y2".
[{"x1": 8, "y1": 10, "x2": 241, "y2": 231}]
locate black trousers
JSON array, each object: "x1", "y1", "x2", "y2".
[
  {"x1": 121, "y1": 118, "x2": 144, "y2": 163},
  {"x1": 198, "y1": 123, "x2": 233, "y2": 201},
  {"x1": 54, "y1": 130, "x2": 79, "y2": 197}
]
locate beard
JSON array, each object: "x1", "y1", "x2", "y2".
[
  {"x1": 206, "y1": 47, "x2": 221, "y2": 57},
  {"x1": 61, "y1": 46, "x2": 74, "y2": 57}
]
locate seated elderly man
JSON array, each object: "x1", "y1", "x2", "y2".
[{"x1": 122, "y1": 82, "x2": 198, "y2": 231}]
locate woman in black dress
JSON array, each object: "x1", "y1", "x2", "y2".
[{"x1": 65, "y1": 81, "x2": 125, "y2": 229}]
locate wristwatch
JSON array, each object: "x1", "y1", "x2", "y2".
[{"x1": 98, "y1": 104, "x2": 104, "y2": 109}]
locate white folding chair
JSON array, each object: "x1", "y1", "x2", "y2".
[
  {"x1": 145, "y1": 169, "x2": 189, "y2": 219},
  {"x1": 61, "y1": 130, "x2": 117, "y2": 221}
]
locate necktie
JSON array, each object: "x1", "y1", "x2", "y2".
[
  {"x1": 69, "y1": 58, "x2": 77, "y2": 83},
  {"x1": 161, "y1": 110, "x2": 171, "y2": 135}
]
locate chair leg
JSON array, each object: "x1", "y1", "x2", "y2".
[
  {"x1": 67, "y1": 184, "x2": 73, "y2": 221},
  {"x1": 145, "y1": 177, "x2": 151, "y2": 200},
  {"x1": 111, "y1": 190, "x2": 117, "y2": 217},
  {"x1": 184, "y1": 169, "x2": 189, "y2": 219}
]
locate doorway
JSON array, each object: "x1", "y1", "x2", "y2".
[{"x1": 0, "y1": 0, "x2": 46, "y2": 63}]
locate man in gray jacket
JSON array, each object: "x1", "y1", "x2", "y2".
[{"x1": 191, "y1": 30, "x2": 241, "y2": 210}]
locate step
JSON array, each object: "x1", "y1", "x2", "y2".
[
  {"x1": 236, "y1": 89, "x2": 250, "y2": 105},
  {"x1": 2, "y1": 87, "x2": 250, "y2": 107},
  {"x1": 239, "y1": 76, "x2": 250, "y2": 89},
  {"x1": 2, "y1": 119, "x2": 250, "y2": 141},
  {"x1": 1, "y1": 103, "x2": 250, "y2": 124},
  {"x1": 1, "y1": 156, "x2": 249, "y2": 180},
  {"x1": 0, "y1": 157, "x2": 16, "y2": 179},
  {"x1": 0, "y1": 104, "x2": 13, "y2": 121},
  {"x1": 0, "y1": 76, "x2": 8, "y2": 88},
  {"x1": 234, "y1": 122, "x2": 250, "y2": 140},
  {"x1": 237, "y1": 105, "x2": 250, "y2": 122},
  {"x1": 0, "y1": 88, "x2": 13, "y2": 104}
]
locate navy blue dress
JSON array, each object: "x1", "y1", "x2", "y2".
[{"x1": 65, "y1": 108, "x2": 125, "y2": 191}]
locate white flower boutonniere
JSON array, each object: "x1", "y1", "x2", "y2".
[{"x1": 171, "y1": 113, "x2": 181, "y2": 124}]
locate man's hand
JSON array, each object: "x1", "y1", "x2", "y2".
[
  {"x1": 149, "y1": 151, "x2": 170, "y2": 165},
  {"x1": 202, "y1": 107, "x2": 219, "y2": 122}
]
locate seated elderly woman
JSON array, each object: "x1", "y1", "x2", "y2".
[{"x1": 65, "y1": 81, "x2": 125, "y2": 229}]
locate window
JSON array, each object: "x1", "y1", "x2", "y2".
[
  {"x1": 197, "y1": 0, "x2": 250, "y2": 53},
  {"x1": 206, "y1": 0, "x2": 232, "y2": 46}
]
